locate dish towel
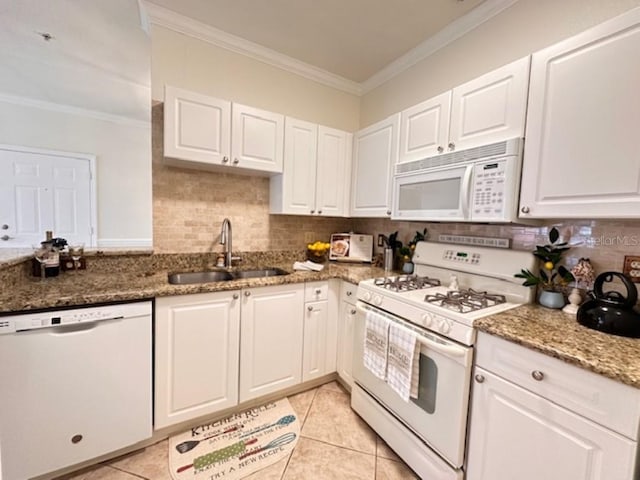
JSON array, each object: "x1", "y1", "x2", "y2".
[
  {"x1": 386, "y1": 323, "x2": 420, "y2": 401},
  {"x1": 363, "y1": 310, "x2": 390, "y2": 380}
]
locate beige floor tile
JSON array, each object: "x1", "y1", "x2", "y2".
[
  {"x1": 54, "y1": 465, "x2": 141, "y2": 480},
  {"x1": 287, "y1": 387, "x2": 318, "y2": 424},
  {"x1": 241, "y1": 452, "x2": 291, "y2": 480},
  {"x1": 108, "y1": 439, "x2": 171, "y2": 480},
  {"x1": 376, "y1": 437, "x2": 400, "y2": 461},
  {"x1": 375, "y1": 457, "x2": 419, "y2": 480},
  {"x1": 301, "y1": 389, "x2": 376, "y2": 455},
  {"x1": 282, "y1": 437, "x2": 375, "y2": 480},
  {"x1": 319, "y1": 380, "x2": 346, "y2": 393}
]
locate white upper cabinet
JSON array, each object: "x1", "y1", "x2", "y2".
[
  {"x1": 351, "y1": 113, "x2": 400, "y2": 217},
  {"x1": 519, "y1": 9, "x2": 640, "y2": 219},
  {"x1": 270, "y1": 119, "x2": 351, "y2": 216},
  {"x1": 397, "y1": 57, "x2": 529, "y2": 165},
  {"x1": 164, "y1": 86, "x2": 284, "y2": 174}
]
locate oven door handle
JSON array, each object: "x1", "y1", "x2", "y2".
[{"x1": 356, "y1": 304, "x2": 468, "y2": 358}]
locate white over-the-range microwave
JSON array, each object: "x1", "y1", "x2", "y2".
[{"x1": 392, "y1": 138, "x2": 523, "y2": 222}]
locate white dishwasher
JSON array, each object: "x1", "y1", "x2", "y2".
[{"x1": 0, "y1": 301, "x2": 153, "y2": 480}]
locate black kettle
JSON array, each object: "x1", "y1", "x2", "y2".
[{"x1": 577, "y1": 272, "x2": 640, "y2": 338}]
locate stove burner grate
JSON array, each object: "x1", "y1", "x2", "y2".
[
  {"x1": 373, "y1": 274, "x2": 441, "y2": 292},
  {"x1": 424, "y1": 288, "x2": 507, "y2": 313}
]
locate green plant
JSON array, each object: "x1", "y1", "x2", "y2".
[{"x1": 515, "y1": 227, "x2": 574, "y2": 292}]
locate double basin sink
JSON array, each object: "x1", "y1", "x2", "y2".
[{"x1": 168, "y1": 268, "x2": 289, "y2": 285}]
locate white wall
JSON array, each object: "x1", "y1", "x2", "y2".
[
  {"x1": 151, "y1": 25, "x2": 360, "y2": 132},
  {"x1": 0, "y1": 101, "x2": 152, "y2": 247},
  {"x1": 361, "y1": 0, "x2": 640, "y2": 127}
]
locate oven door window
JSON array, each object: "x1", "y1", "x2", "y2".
[{"x1": 410, "y1": 353, "x2": 438, "y2": 414}]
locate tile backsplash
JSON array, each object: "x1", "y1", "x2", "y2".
[{"x1": 153, "y1": 103, "x2": 640, "y2": 277}]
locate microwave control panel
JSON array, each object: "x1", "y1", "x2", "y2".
[{"x1": 472, "y1": 160, "x2": 507, "y2": 219}]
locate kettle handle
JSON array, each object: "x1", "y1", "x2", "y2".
[{"x1": 593, "y1": 272, "x2": 638, "y2": 307}]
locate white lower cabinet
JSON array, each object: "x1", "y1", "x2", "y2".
[
  {"x1": 155, "y1": 291, "x2": 241, "y2": 429},
  {"x1": 239, "y1": 283, "x2": 305, "y2": 402},
  {"x1": 466, "y1": 333, "x2": 639, "y2": 480},
  {"x1": 336, "y1": 281, "x2": 357, "y2": 388},
  {"x1": 302, "y1": 280, "x2": 339, "y2": 382}
]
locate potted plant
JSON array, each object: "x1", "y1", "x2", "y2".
[{"x1": 514, "y1": 227, "x2": 575, "y2": 308}]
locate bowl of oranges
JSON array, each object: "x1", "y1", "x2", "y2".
[{"x1": 306, "y1": 241, "x2": 331, "y2": 263}]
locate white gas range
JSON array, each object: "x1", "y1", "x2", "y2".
[{"x1": 351, "y1": 241, "x2": 535, "y2": 480}]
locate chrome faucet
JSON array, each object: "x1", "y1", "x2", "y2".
[{"x1": 219, "y1": 218, "x2": 240, "y2": 267}]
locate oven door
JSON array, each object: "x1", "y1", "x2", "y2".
[
  {"x1": 392, "y1": 164, "x2": 473, "y2": 221},
  {"x1": 353, "y1": 302, "x2": 473, "y2": 468}
]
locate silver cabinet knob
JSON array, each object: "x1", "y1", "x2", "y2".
[
  {"x1": 531, "y1": 370, "x2": 544, "y2": 381},
  {"x1": 1, "y1": 224, "x2": 8, "y2": 230},
  {"x1": 386, "y1": 210, "x2": 391, "y2": 216},
  {"x1": 232, "y1": 293, "x2": 239, "y2": 300},
  {"x1": 307, "y1": 305, "x2": 314, "y2": 312},
  {"x1": 437, "y1": 146, "x2": 444, "y2": 153},
  {"x1": 448, "y1": 142, "x2": 455, "y2": 150},
  {"x1": 521, "y1": 206, "x2": 530, "y2": 214},
  {"x1": 346, "y1": 291, "x2": 353, "y2": 296},
  {"x1": 244, "y1": 291, "x2": 251, "y2": 297},
  {"x1": 350, "y1": 308, "x2": 357, "y2": 315},
  {"x1": 222, "y1": 156, "x2": 229, "y2": 163},
  {"x1": 233, "y1": 158, "x2": 240, "y2": 165},
  {"x1": 315, "y1": 288, "x2": 322, "y2": 294},
  {"x1": 318, "y1": 210, "x2": 322, "y2": 214},
  {"x1": 475, "y1": 374, "x2": 485, "y2": 383},
  {"x1": 1, "y1": 235, "x2": 11, "y2": 241},
  {"x1": 310, "y1": 209, "x2": 315, "y2": 214}
]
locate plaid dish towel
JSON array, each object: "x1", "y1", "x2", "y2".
[
  {"x1": 363, "y1": 310, "x2": 390, "y2": 380},
  {"x1": 386, "y1": 323, "x2": 420, "y2": 401}
]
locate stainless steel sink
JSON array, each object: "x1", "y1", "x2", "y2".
[
  {"x1": 168, "y1": 270, "x2": 234, "y2": 285},
  {"x1": 233, "y1": 268, "x2": 289, "y2": 279},
  {"x1": 168, "y1": 267, "x2": 289, "y2": 285}
]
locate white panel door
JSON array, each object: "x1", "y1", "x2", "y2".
[
  {"x1": 519, "y1": 9, "x2": 640, "y2": 218},
  {"x1": 351, "y1": 113, "x2": 400, "y2": 217},
  {"x1": 239, "y1": 284, "x2": 304, "y2": 402},
  {"x1": 164, "y1": 85, "x2": 231, "y2": 166},
  {"x1": 302, "y1": 300, "x2": 328, "y2": 382},
  {"x1": 281, "y1": 117, "x2": 318, "y2": 215},
  {"x1": 449, "y1": 56, "x2": 530, "y2": 152},
  {"x1": 316, "y1": 126, "x2": 349, "y2": 216},
  {"x1": 466, "y1": 368, "x2": 637, "y2": 480},
  {"x1": 399, "y1": 91, "x2": 452, "y2": 164},
  {"x1": 155, "y1": 292, "x2": 240, "y2": 428},
  {"x1": 232, "y1": 103, "x2": 284, "y2": 173},
  {"x1": 0, "y1": 146, "x2": 94, "y2": 247}
]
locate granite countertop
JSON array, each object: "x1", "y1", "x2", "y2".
[
  {"x1": 0, "y1": 262, "x2": 385, "y2": 313},
  {"x1": 475, "y1": 304, "x2": 640, "y2": 389}
]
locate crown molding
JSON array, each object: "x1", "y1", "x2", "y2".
[
  {"x1": 361, "y1": 0, "x2": 521, "y2": 94},
  {"x1": 143, "y1": 2, "x2": 363, "y2": 96}
]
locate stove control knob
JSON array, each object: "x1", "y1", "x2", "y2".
[
  {"x1": 439, "y1": 319, "x2": 451, "y2": 334},
  {"x1": 374, "y1": 295, "x2": 383, "y2": 306},
  {"x1": 363, "y1": 292, "x2": 372, "y2": 302},
  {"x1": 421, "y1": 312, "x2": 433, "y2": 327}
]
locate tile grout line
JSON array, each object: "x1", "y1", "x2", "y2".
[{"x1": 105, "y1": 464, "x2": 150, "y2": 480}]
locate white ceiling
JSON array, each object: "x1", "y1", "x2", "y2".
[{"x1": 145, "y1": 0, "x2": 488, "y2": 83}]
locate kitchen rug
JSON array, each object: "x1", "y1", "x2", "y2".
[{"x1": 169, "y1": 398, "x2": 299, "y2": 480}]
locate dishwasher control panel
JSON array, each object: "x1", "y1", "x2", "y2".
[{"x1": 0, "y1": 302, "x2": 150, "y2": 334}]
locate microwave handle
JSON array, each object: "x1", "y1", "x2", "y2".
[{"x1": 460, "y1": 164, "x2": 474, "y2": 219}]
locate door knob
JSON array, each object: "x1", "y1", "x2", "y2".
[
  {"x1": 233, "y1": 158, "x2": 240, "y2": 165},
  {"x1": 531, "y1": 370, "x2": 544, "y2": 381},
  {"x1": 346, "y1": 291, "x2": 352, "y2": 296},
  {"x1": 307, "y1": 306, "x2": 314, "y2": 312},
  {"x1": 350, "y1": 309, "x2": 357, "y2": 315},
  {"x1": 448, "y1": 142, "x2": 455, "y2": 150},
  {"x1": 244, "y1": 291, "x2": 251, "y2": 297},
  {"x1": 474, "y1": 374, "x2": 485, "y2": 383},
  {"x1": 310, "y1": 209, "x2": 315, "y2": 214},
  {"x1": 386, "y1": 210, "x2": 391, "y2": 216},
  {"x1": 232, "y1": 293, "x2": 239, "y2": 300},
  {"x1": 315, "y1": 288, "x2": 322, "y2": 294},
  {"x1": 521, "y1": 206, "x2": 530, "y2": 214},
  {"x1": 1, "y1": 235, "x2": 11, "y2": 241},
  {"x1": 1, "y1": 224, "x2": 8, "y2": 230},
  {"x1": 437, "y1": 146, "x2": 444, "y2": 153},
  {"x1": 222, "y1": 156, "x2": 229, "y2": 163},
  {"x1": 318, "y1": 210, "x2": 322, "y2": 214}
]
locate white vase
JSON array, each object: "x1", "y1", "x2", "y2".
[{"x1": 538, "y1": 290, "x2": 565, "y2": 309}]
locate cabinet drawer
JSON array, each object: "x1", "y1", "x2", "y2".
[
  {"x1": 305, "y1": 281, "x2": 328, "y2": 302},
  {"x1": 476, "y1": 332, "x2": 640, "y2": 440},
  {"x1": 340, "y1": 281, "x2": 357, "y2": 304}
]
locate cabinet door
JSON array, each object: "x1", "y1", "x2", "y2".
[
  {"x1": 164, "y1": 86, "x2": 231, "y2": 166},
  {"x1": 449, "y1": 56, "x2": 529, "y2": 152},
  {"x1": 271, "y1": 117, "x2": 317, "y2": 215},
  {"x1": 155, "y1": 292, "x2": 240, "y2": 428},
  {"x1": 232, "y1": 103, "x2": 284, "y2": 173},
  {"x1": 399, "y1": 91, "x2": 452, "y2": 164},
  {"x1": 350, "y1": 113, "x2": 400, "y2": 217},
  {"x1": 466, "y1": 368, "x2": 637, "y2": 480},
  {"x1": 520, "y1": 10, "x2": 640, "y2": 218},
  {"x1": 337, "y1": 299, "x2": 356, "y2": 388},
  {"x1": 302, "y1": 300, "x2": 328, "y2": 382},
  {"x1": 240, "y1": 284, "x2": 304, "y2": 402},
  {"x1": 316, "y1": 126, "x2": 350, "y2": 216}
]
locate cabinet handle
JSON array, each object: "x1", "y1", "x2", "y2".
[
  {"x1": 386, "y1": 210, "x2": 391, "y2": 216},
  {"x1": 244, "y1": 291, "x2": 251, "y2": 297},
  {"x1": 233, "y1": 158, "x2": 240, "y2": 165},
  {"x1": 1, "y1": 235, "x2": 11, "y2": 241},
  {"x1": 232, "y1": 293, "x2": 239, "y2": 300},
  {"x1": 71, "y1": 434, "x2": 83, "y2": 444},
  {"x1": 531, "y1": 370, "x2": 544, "y2": 381},
  {"x1": 437, "y1": 146, "x2": 444, "y2": 153},
  {"x1": 308, "y1": 306, "x2": 314, "y2": 312},
  {"x1": 448, "y1": 142, "x2": 455, "y2": 151},
  {"x1": 318, "y1": 210, "x2": 322, "y2": 214},
  {"x1": 346, "y1": 291, "x2": 352, "y2": 296},
  {"x1": 315, "y1": 288, "x2": 322, "y2": 294},
  {"x1": 474, "y1": 374, "x2": 485, "y2": 383},
  {"x1": 350, "y1": 309, "x2": 357, "y2": 315},
  {"x1": 222, "y1": 156, "x2": 229, "y2": 163},
  {"x1": 1, "y1": 224, "x2": 8, "y2": 230},
  {"x1": 521, "y1": 206, "x2": 530, "y2": 214},
  {"x1": 310, "y1": 209, "x2": 315, "y2": 214}
]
